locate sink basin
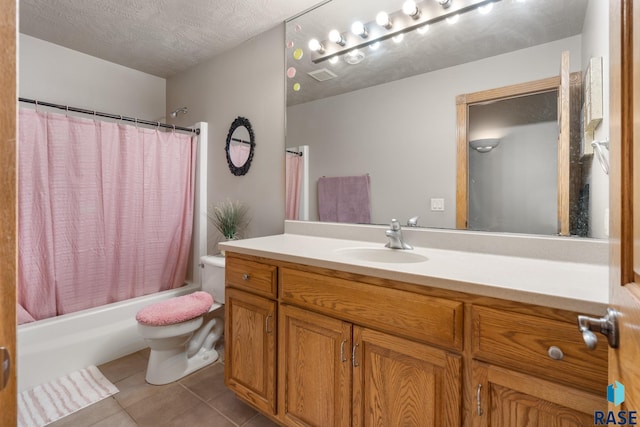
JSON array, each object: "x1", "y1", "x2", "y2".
[{"x1": 335, "y1": 247, "x2": 428, "y2": 264}]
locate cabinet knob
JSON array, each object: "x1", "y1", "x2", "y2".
[
  {"x1": 547, "y1": 346, "x2": 564, "y2": 360},
  {"x1": 242, "y1": 273, "x2": 250, "y2": 281}
]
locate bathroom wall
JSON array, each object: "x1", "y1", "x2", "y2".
[
  {"x1": 581, "y1": 0, "x2": 610, "y2": 239},
  {"x1": 287, "y1": 36, "x2": 582, "y2": 227},
  {"x1": 166, "y1": 25, "x2": 286, "y2": 254},
  {"x1": 19, "y1": 34, "x2": 166, "y2": 119}
]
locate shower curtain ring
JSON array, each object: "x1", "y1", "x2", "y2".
[
  {"x1": 156, "y1": 121, "x2": 160, "y2": 131},
  {"x1": 65, "y1": 105, "x2": 69, "y2": 117},
  {"x1": 35, "y1": 100, "x2": 38, "y2": 112},
  {"x1": 172, "y1": 125, "x2": 176, "y2": 133}
]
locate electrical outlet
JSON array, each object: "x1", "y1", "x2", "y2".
[{"x1": 430, "y1": 198, "x2": 445, "y2": 211}]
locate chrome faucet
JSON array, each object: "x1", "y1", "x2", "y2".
[{"x1": 385, "y1": 219, "x2": 413, "y2": 250}]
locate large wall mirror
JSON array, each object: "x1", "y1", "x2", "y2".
[{"x1": 285, "y1": 0, "x2": 609, "y2": 239}]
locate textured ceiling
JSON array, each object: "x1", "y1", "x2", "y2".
[
  {"x1": 286, "y1": 0, "x2": 588, "y2": 105},
  {"x1": 19, "y1": 0, "x2": 326, "y2": 78}
]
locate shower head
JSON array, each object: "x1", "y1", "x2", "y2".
[{"x1": 170, "y1": 107, "x2": 188, "y2": 118}]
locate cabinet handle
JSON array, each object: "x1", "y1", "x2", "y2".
[
  {"x1": 476, "y1": 384, "x2": 483, "y2": 416},
  {"x1": 352, "y1": 343, "x2": 359, "y2": 367},
  {"x1": 340, "y1": 340, "x2": 348, "y2": 362},
  {"x1": 265, "y1": 313, "x2": 273, "y2": 334},
  {"x1": 242, "y1": 273, "x2": 250, "y2": 281}
]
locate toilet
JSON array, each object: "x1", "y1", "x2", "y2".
[{"x1": 136, "y1": 255, "x2": 225, "y2": 385}]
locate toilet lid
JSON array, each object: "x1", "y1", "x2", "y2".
[{"x1": 136, "y1": 291, "x2": 214, "y2": 326}]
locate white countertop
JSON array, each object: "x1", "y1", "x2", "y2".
[{"x1": 219, "y1": 233, "x2": 609, "y2": 314}]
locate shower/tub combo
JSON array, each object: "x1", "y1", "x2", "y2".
[{"x1": 17, "y1": 103, "x2": 210, "y2": 391}]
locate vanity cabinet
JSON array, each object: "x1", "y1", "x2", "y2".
[
  {"x1": 352, "y1": 325, "x2": 461, "y2": 427},
  {"x1": 278, "y1": 304, "x2": 351, "y2": 427},
  {"x1": 278, "y1": 303, "x2": 462, "y2": 427},
  {"x1": 470, "y1": 305, "x2": 607, "y2": 426},
  {"x1": 224, "y1": 257, "x2": 278, "y2": 417},
  {"x1": 224, "y1": 253, "x2": 607, "y2": 427},
  {"x1": 471, "y1": 362, "x2": 602, "y2": 427}
]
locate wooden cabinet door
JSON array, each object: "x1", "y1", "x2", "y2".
[
  {"x1": 225, "y1": 288, "x2": 277, "y2": 415},
  {"x1": 278, "y1": 304, "x2": 352, "y2": 427},
  {"x1": 472, "y1": 361, "x2": 603, "y2": 427},
  {"x1": 352, "y1": 326, "x2": 461, "y2": 427}
]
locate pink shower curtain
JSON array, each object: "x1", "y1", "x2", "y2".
[
  {"x1": 285, "y1": 152, "x2": 302, "y2": 220},
  {"x1": 18, "y1": 109, "x2": 197, "y2": 322}
]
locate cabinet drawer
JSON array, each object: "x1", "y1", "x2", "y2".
[
  {"x1": 280, "y1": 267, "x2": 463, "y2": 350},
  {"x1": 226, "y1": 256, "x2": 277, "y2": 298},
  {"x1": 472, "y1": 306, "x2": 607, "y2": 393}
]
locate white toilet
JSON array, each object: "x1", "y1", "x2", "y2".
[{"x1": 136, "y1": 255, "x2": 225, "y2": 385}]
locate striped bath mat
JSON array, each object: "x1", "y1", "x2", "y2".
[{"x1": 18, "y1": 365, "x2": 119, "y2": 427}]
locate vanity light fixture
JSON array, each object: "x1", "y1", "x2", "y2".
[
  {"x1": 402, "y1": 1, "x2": 421, "y2": 19},
  {"x1": 392, "y1": 33, "x2": 405, "y2": 43},
  {"x1": 417, "y1": 24, "x2": 430, "y2": 34},
  {"x1": 309, "y1": 0, "x2": 499, "y2": 64},
  {"x1": 351, "y1": 21, "x2": 368, "y2": 38},
  {"x1": 376, "y1": 11, "x2": 393, "y2": 29},
  {"x1": 308, "y1": 38, "x2": 325, "y2": 53},
  {"x1": 329, "y1": 29, "x2": 346, "y2": 46}
]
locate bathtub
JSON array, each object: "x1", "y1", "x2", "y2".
[{"x1": 17, "y1": 282, "x2": 199, "y2": 392}]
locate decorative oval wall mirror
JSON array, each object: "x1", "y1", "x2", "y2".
[{"x1": 225, "y1": 116, "x2": 255, "y2": 176}]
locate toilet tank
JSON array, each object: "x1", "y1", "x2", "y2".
[{"x1": 200, "y1": 255, "x2": 225, "y2": 304}]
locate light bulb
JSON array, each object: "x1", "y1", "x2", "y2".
[
  {"x1": 369, "y1": 41, "x2": 381, "y2": 51},
  {"x1": 438, "y1": 0, "x2": 453, "y2": 8},
  {"x1": 376, "y1": 11, "x2": 392, "y2": 29},
  {"x1": 402, "y1": 1, "x2": 420, "y2": 18},
  {"x1": 328, "y1": 56, "x2": 339, "y2": 64},
  {"x1": 479, "y1": 3, "x2": 493, "y2": 14},
  {"x1": 308, "y1": 38, "x2": 323, "y2": 53},
  {"x1": 392, "y1": 33, "x2": 404, "y2": 43},
  {"x1": 351, "y1": 21, "x2": 368, "y2": 38},
  {"x1": 417, "y1": 24, "x2": 430, "y2": 35},
  {"x1": 446, "y1": 14, "x2": 460, "y2": 24},
  {"x1": 329, "y1": 29, "x2": 346, "y2": 46}
]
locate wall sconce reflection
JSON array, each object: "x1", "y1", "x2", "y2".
[{"x1": 470, "y1": 138, "x2": 500, "y2": 153}]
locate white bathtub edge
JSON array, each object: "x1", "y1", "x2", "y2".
[{"x1": 17, "y1": 283, "x2": 199, "y2": 392}]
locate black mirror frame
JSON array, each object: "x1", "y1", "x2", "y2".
[{"x1": 225, "y1": 116, "x2": 255, "y2": 176}]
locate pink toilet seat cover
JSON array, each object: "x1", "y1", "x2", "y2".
[{"x1": 136, "y1": 291, "x2": 214, "y2": 326}]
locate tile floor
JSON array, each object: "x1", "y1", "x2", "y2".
[{"x1": 48, "y1": 348, "x2": 279, "y2": 427}]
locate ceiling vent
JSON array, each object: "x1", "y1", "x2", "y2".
[{"x1": 308, "y1": 68, "x2": 337, "y2": 82}]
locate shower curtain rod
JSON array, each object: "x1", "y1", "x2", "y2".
[
  {"x1": 286, "y1": 149, "x2": 303, "y2": 156},
  {"x1": 19, "y1": 97, "x2": 200, "y2": 135}
]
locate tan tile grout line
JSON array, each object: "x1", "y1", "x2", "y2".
[{"x1": 177, "y1": 382, "x2": 243, "y2": 427}]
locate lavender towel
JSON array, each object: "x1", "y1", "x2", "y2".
[{"x1": 317, "y1": 175, "x2": 371, "y2": 224}]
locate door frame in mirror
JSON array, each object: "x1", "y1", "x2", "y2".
[{"x1": 455, "y1": 72, "x2": 581, "y2": 235}]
